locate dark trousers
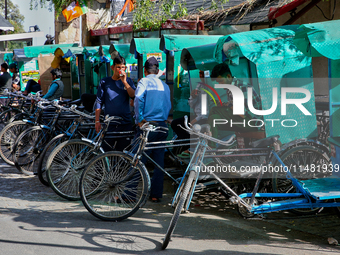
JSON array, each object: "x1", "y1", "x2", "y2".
[
  {"x1": 81, "y1": 93, "x2": 97, "y2": 113},
  {"x1": 102, "y1": 123, "x2": 133, "y2": 152},
  {"x1": 133, "y1": 121, "x2": 168, "y2": 199},
  {"x1": 171, "y1": 116, "x2": 206, "y2": 152}
]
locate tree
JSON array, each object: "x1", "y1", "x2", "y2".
[{"x1": 0, "y1": 0, "x2": 25, "y2": 51}]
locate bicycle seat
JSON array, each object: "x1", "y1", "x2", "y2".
[
  {"x1": 76, "y1": 105, "x2": 85, "y2": 112},
  {"x1": 249, "y1": 135, "x2": 280, "y2": 148}
]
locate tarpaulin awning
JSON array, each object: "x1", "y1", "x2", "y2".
[
  {"x1": 61, "y1": 47, "x2": 85, "y2": 59},
  {"x1": 109, "y1": 44, "x2": 131, "y2": 59},
  {"x1": 13, "y1": 48, "x2": 34, "y2": 62},
  {"x1": 0, "y1": 15, "x2": 14, "y2": 31},
  {"x1": 24, "y1": 43, "x2": 79, "y2": 58},
  {"x1": 130, "y1": 38, "x2": 163, "y2": 55},
  {"x1": 3, "y1": 53, "x2": 14, "y2": 64},
  {"x1": 181, "y1": 43, "x2": 219, "y2": 71},
  {"x1": 214, "y1": 26, "x2": 304, "y2": 65},
  {"x1": 293, "y1": 19, "x2": 340, "y2": 60},
  {"x1": 83, "y1": 46, "x2": 100, "y2": 58},
  {"x1": 160, "y1": 35, "x2": 222, "y2": 52}
]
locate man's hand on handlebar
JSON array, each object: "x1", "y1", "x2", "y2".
[
  {"x1": 95, "y1": 121, "x2": 101, "y2": 133},
  {"x1": 138, "y1": 119, "x2": 147, "y2": 128}
]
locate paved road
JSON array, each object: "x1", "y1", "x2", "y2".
[{"x1": 1, "y1": 161, "x2": 340, "y2": 255}]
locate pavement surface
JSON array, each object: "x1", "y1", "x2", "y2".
[{"x1": 1, "y1": 161, "x2": 340, "y2": 255}]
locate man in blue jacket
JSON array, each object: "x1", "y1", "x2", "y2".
[{"x1": 134, "y1": 57, "x2": 171, "y2": 202}]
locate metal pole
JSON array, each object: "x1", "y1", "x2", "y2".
[
  {"x1": 79, "y1": 16, "x2": 82, "y2": 47},
  {"x1": 5, "y1": 0, "x2": 7, "y2": 19},
  {"x1": 5, "y1": 0, "x2": 8, "y2": 52}
]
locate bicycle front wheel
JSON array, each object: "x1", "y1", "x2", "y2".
[
  {"x1": 162, "y1": 170, "x2": 196, "y2": 250},
  {"x1": 80, "y1": 151, "x2": 150, "y2": 221},
  {"x1": 0, "y1": 120, "x2": 33, "y2": 165},
  {"x1": 37, "y1": 134, "x2": 70, "y2": 186},
  {"x1": 46, "y1": 139, "x2": 102, "y2": 201},
  {"x1": 13, "y1": 126, "x2": 51, "y2": 175}
]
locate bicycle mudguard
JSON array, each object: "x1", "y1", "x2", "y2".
[
  {"x1": 269, "y1": 138, "x2": 330, "y2": 165},
  {"x1": 278, "y1": 138, "x2": 329, "y2": 156},
  {"x1": 80, "y1": 138, "x2": 105, "y2": 153}
]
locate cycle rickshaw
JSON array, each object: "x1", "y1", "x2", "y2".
[{"x1": 162, "y1": 22, "x2": 340, "y2": 249}]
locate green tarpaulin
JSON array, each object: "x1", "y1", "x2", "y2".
[
  {"x1": 214, "y1": 27, "x2": 316, "y2": 144},
  {"x1": 24, "y1": 43, "x2": 78, "y2": 58},
  {"x1": 181, "y1": 43, "x2": 219, "y2": 71},
  {"x1": 294, "y1": 20, "x2": 340, "y2": 60}
]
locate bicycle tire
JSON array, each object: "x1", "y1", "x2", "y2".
[
  {"x1": 162, "y1": 170, "x2": 196, "y2": 250},
  {"x1": 0, "y1": 120, "x2": 33, "y2": 165},
  {"x1": 272, "y1": 145, "x2": 331, "y2": 215},
  {"x1": 37, "y1": 134, "x2": 70, "y2": 186},
  {"x1": 46, "y1": 139, "x2": 103, "y2": 201},
  {"x1": 0, "y1": 108, "x2": 18, "y2": 130},
  {"x1": 80, "y1": 151, "x2": 150, "y2": 221},
  {"x1": 13, "y1": 126, "x2": 51, "y2": 175}
]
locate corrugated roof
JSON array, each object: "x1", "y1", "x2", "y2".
[
  {"x1": 117, "y1": 0, "x2": 279, "y2": 27},
  {"x1": 0, "y1": 14, "x2": 14, "y2": 31}
]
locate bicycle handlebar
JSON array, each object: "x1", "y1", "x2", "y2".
[
  {"x1": 66, "y1": 104, "x2": 95, "y2": 119},
  {"x1": 140, "y1": 122, "x2": 169, "y2": 133},
  {"x1": 183, "y1": 115, "x2": 236, "y2": 146},
  {"x1": 37, "y1": 100, "x2": 53, "y2": 109},
  {"x1": 104, "y1": 115, "x2": 122, "y2": 123}
]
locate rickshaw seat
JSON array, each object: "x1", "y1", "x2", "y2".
[
  {"x1": 249, "y1": 135, "x2": 280, "y2": 148},
  {"x1": 235, "y1": 131, "x2": 266, "y2": 140},
  {"x1": 299, "y1": 178, "x2": 340, "y2": 200}
]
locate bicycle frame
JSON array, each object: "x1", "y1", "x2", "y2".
[{"x1": 125, "y1": 125, "x2": 198, "y2": 184}]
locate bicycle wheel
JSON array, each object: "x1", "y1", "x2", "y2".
[
  {"x1": 13, "y1": 126, "x2": 51, "y2": 175},
  {"x1": 80, "y1": 151, "x2": 150, "y2": 221},
  {"x1": 162, "y1": 170, "x2": 196, "y2": 250},
  {"x1": 0, "y1": 120, "x2": 33, "y2": 165},
  {"x1": 46, "y1": 139, "x2": 103, "y2": 201},
  {"x1": 272, "y1": 145, "x2": 331, "y2": 215},
  {"x1": 0, "y1": 108, "x2": 18, "y2": 130},
  {"x1": 37, "y1": 134, "x2": 69, "y2": 186}
]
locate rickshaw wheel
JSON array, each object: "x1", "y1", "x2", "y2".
[{"x1": 272, "y1": 145, "x2": 331, "y2": 215}]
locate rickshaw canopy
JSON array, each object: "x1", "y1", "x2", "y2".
[
  {"x1": 160, "y1": 35, "x2": 222, "y2": 53},
  {"x1": 214, "y1": 27, "x2": 305, "y2": 66},
  {"x1": 24, "y1": 43, "x2": 78, "y2": 58},
  {"x1": 213, "y1": 27, "x2": 317, "y2": 144},
  {"x1": 293, "y1": 20, "x2": 340, "y2": 60},
  {"x1": 130, "y1": 38, "x2": 164, "y2": 56},
  {"x1": 180, "y1": 43, "x2": 219, "y2": 71}
]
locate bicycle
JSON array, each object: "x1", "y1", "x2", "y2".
[
  {"x1": 78, "y1": 122, "x2": 198, "y2": 221},
  {"x1": 37, "y1": 103, "x2": 97, "y2": 186},
  {"x1": 45, "y1": 115, "x2": 129, "y2": 201},
  {"x1": 0, "y1": 92, "x2": 46, "y2": 165},
  {"x1": 12, "y1": 100, "x2": 94, "y2": 176}
]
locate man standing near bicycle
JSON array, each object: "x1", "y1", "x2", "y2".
[
  {"x1": 95, "y1": 55, "x2": 136, "y2": 151},
  {"x1": 134, "y1": 57, "x2": 171, "y2": 203}
]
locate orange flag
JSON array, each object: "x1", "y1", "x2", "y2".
[
  {"x1": 115, "y1": 0, "x2": 135, "y2": 19},
  {"x1": 62, "y1": 1, "x2": 88, "y2": 23}
]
